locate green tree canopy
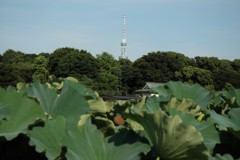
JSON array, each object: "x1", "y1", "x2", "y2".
[
  {"x1": 118, "y1": 58, "x2": 133, "y2": 93},
  {"x1": 195, "y1": 56, "x2": 220, "y2": 70},
  {"x1": 2, "y1": 49, "x2": 25, "y2": 64},
  {"x1": 131, "y1": 51, "x2": 193, "y2": 89},
  {"x1": 48, "y1": 47, "x2": 99, "y2": 80},
  {"x1": 32, "y1": 55, "x2": 49, "y2": 83},
  {"x1": 96, "y1": 52, "x2": 119, "y2": 73},
  {"x1": 0, "y1": 62, "x2": 34, "y2": 87},
  {"x1": 175, "y1": 66, "x2": 213, "y2": 87},
  {"x1": 232, "y1": 59, "x2": 240, "y2": 72},
  {"x1": 213, "y1": 68, "x2": 240, "y2": 90},
  {"x1": 0, "y1": 63, "x2": 20, "y2": 87},
  {"x1": 23, "y1": 53, "x2": 37, "y2": 64},
  {"x1": 96, "y1": 52, "x2": 120, "y2": 95},
  {"x1": 195, "y1": 56, "x2": 234, "y2": 71}
]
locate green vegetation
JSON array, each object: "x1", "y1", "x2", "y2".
[
  {"x1": 0, "y1": 47, "x2": 239, "y2": 159},
  {"x1": 1, "y1": 48, "x2": 240, "y2": 94},
  {"x1": 0, "y1": 80, "x2": 240, "y2": 159}
]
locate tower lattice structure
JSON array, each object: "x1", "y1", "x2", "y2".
[{"x1": 119, "y1": 15, "x2": 128, "y2": 59}]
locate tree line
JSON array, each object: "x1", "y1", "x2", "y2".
[{"x1": 0, "y1": 47, "x2": 240, "y2": 94}]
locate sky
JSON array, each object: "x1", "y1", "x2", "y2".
[{"x1": 0, "y1": 0, "x2": 240, "y2": 61}]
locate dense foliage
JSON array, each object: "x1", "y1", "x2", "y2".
[
  {"x1": 0, "y1": 79, "x2": 240, "y2": 159},
  {"x1": 0, "y1": 48, "x2": 240, "y2": 94}
]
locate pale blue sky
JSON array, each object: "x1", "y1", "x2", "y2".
[{"x1": 0, "y1": 0, "x2": 240, "y2": 61}]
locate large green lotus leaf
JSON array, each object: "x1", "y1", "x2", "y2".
[
  {"x1": 28, "y1": 116, "x2": 65, "y2": 159},
  {"x1": 135, "y1": 96, "x2": 147, "y2": 107},
  {"x1": 27, "y1": 82, "x2": 57, "y2": 114},
  {"x1": 0, "y1": 88, "x2": 44, "y2": 140},
  {"x1": 91, "y1": 116, "x2": 115, "y2": 136},
  {"x1": 78, "y1": 114, "x2": 91, "y2": 127},
  {"x1": 65, "y1": 76, "x2": 79, "y2": 83},
  {"x1": 26, "y1": 80, "x2": 92, "y2": 128},
  {"x1": 151, "y1": 85, "x2": 171, "y2": 98},
  {"x1": 16, "y1": 82, "x2": 26, "y2": 91},
  {"x1": 221, "y1": 88, "x2": 240, "y2": 105},
  {"x1": 126, "y1": 118, "x2": 144, "y2": 131},
  {"x1": 209, "y1": 154, "x2": 234, "y2": 160},
  {"x1": 63, "y1": 121, "x2": 149, "y2": 160},
  {"x1": 209, "y1": 94, "x2": 231, "y2": 115},
  {"x1": 131, "y1": 96, "x2": 163, "y2": 114},
  {"x1": 145, "y1": 96, "x2": 164, "y2": 113},
  {"x1": 132, "y1": 96, "x2": 147, "y2": 113},
  {"x1": 209, "y1": 108, "x2": 240, "y2": 141},
  {"x1": 209, "y1": 108, "x2": 240, "y2": 131},
  {"x1": 0, "y1": 103, "x2": 9, "y2": 120},
  {"x1": 126, "y1": 109, "x2": 210, "y2": 160},
  {"x1": 168, "y1": 108, "x2": 220, "y2": 153},
  {"x1": 164, "y1": 98, "x2": 201, "y2": 116},
  {"x1": 108, "y1": 128, "x2": 148, "y2": 146},
  {"x1": 88, "y1": 97, "x2": 112, "y2": 113},
  {"x1": 166, "y1": 81, "x2": 213, "y2": 109}
]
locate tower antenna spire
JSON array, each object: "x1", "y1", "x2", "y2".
[{"x1": 119, "y1": 15, "x2": 128, "y2": 59}]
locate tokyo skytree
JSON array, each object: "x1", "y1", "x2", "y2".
[{"x1": 119, "y1": 15, "x2": 128, "y2": 59}]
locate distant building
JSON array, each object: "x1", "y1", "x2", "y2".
[{"x1": 135, "y1": 82, "x2": 164, "y2": 96}]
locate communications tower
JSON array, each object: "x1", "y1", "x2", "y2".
[{"x1": 119, "y1": 15, "x2": 128, "y2": 59}]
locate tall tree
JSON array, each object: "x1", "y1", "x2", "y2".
[
  {"x1": 48, "y1": 47, "x2": 73, "y2": 75},
  {"x1": 96, "y1": 52, "x2": 120, "y2": 74},
  {"x1": 32, "y1": 55, "x2": 49, "y2": 83},
  {"x1": 96, "y1": 52, "x2": 120, "y2": 95},
  {"x1": 118, "y1": 58, "x2": 133, "y2": 94}
]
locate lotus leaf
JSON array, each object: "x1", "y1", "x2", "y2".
[
  {"x1": 164, "y1": 98, "x2": 201, "y2": 116},
  {"x1": 88, "y1": 97, "x2": 111, "y2": 113},
  {"x1": 126, "y1": 109, "x2": 210, "y2": 159},
  {"x1": 65, "y1": 76, "x2": 79, "y2": 83},
  {"x1": 91, "y1": 116, "x2": 115, "y2": 136},
  {"x1": 209, "y1": 154, "x2": 234, "y2": 160},
  {"x1": 209, "y1": 108, "x2": 240, "y2": 131},
  {"x1": 28, "y1": 116, "x2": 65, "y2": 159},
  {"x1": 209, "y1": 108, "x2": 240, "y2": 141},
  {"x1": 145, "y1": 96, "x2": 164, "y2": 113},
  {"x1": 220, "y1": 89, "x2": 240, "y2": 107},
  {"x1": 167, "y1": 81, "x2": 213, "y2": 109},
  {"x1": 126, "y1": 118, "x2": 144, "y2": 131},
  {"x1": 151, "y1": 85, "x2": 171, "y2": 98},
  {"x1": 16, "y1": 82, "x2": 25, "y2": 91},
  {"x1": 130, "y1": 96, "x2": 165, "y2": 113},
  {"x1": 63, "y1": 121, "x2": 149, "y2": 160},
  {"x1": 26, "y1": 80, "x2": 92, "y2": 128},
  {"x1": 221, "y1": 88, "x2": 240, "y2": 105},
  {"x1": 168, "y1": 108, "x2": 220, "y2": 153},
  {"x1": 0, "y1": 88, "x2": 44, "y2": 140}
]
